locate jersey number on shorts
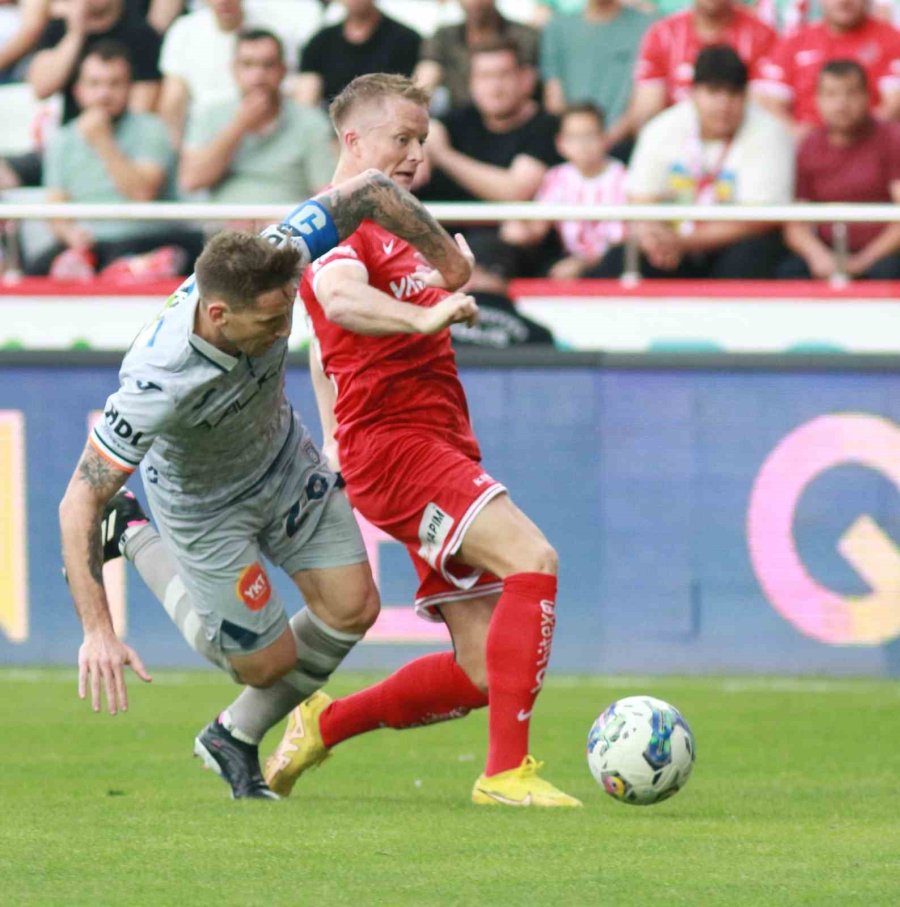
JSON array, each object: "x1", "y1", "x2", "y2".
[{"x1": 285, "y1": 473, "x2": 329, "y2": 538}]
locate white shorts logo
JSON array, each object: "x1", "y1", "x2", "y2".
[{"x1": 417, "y1": 502, "x2": 455, "y2": 568}]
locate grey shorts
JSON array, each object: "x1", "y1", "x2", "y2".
[{"x1": 143, "y1": 433, "x2": 367, "y2": 656}]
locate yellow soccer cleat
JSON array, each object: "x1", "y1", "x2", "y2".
[
  {"x1": 471, "y1": 755, "x2": 583, "y2": 807},
  {"x1": 264, "y1": 690, "x2": 332, "y2": 797}
]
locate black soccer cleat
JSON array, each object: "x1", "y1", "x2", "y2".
[
  {"x1": 100, "y1": 489, "x2": 150, "y2": 562},
  {"x1": 193, "y1": 720, "x2": 280, "y2": 801}
]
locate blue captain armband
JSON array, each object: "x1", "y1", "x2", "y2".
[{"x1": 275, "y1": 198, "x2": 340, "y2": 263}]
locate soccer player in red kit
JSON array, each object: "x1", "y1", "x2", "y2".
[{"x1": 265, "y1": 73, "x2": 581, "y2": 807}]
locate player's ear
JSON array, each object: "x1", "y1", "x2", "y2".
[
  {"x1": 342, "y1": 127, "x2": 361, "y2": 157},
  {"x1": 205, "y1": 299, "x2": 229, "y2": 326}
]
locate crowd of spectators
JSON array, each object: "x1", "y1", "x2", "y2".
[{"x1": 0, "y1": 0, "x2": 898, "y2": 282}]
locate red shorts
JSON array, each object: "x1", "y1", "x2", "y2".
[{"x1": 341, "y1": 428, "x2": 505, "y2": 620}]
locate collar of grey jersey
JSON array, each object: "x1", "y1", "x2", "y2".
[{"x1": 185, "y1": 285, "x2": 240, "y2": 373}]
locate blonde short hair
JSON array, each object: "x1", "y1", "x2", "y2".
[{"x1": 329, "y1": 73, "x2": 431, "y2": 131}]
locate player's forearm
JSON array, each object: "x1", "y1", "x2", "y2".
[
  {"x1": 322, "y1": 278, "x2": 431, "y2": 336},
  {"x1": 316, "y1": 170, "x2": 471, "y2": 288},
  {"x1": 59, "y1": 449, "x2": 128, "y2": 633},
  {"x1": 179, "y1": 122, "x2": 245, "y2": 193},
  {"x1": 60, "y1": 494, "x2": 114, "y2": 634},
  {"x1": 28, "y1": 31, "x2": 83, "y2": 98}
]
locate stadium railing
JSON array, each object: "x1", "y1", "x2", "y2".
[{"x1": 0, "y1": 201, "x2": 897, "y2": 285}]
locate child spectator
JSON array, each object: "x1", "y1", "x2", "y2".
[{"x1": 501, "y1": 103, "x2": 627, "y2": 279}]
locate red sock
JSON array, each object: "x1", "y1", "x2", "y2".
[
  {"x1": 484, "y1": 572, "x2": 557, "y2": 776},
  {"x1": 319, "y1": 651, "x2": 488, "y2": 749}
]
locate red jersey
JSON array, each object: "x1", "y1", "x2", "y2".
[
  {"x1": 635, "y1": 7, "x2": 776, "y2": 106},
  {"x1": 299, "y1": 220, "x2": 476, "y2": 453},
  {"x1": 796, "y1": 119, "x2": 900, "y2": 249},
  {"x1": 756, "y1": 17, "x2": 900, "y2": 125}
]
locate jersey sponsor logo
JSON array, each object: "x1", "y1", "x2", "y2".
[
  {"x1": 795, "y1": 49, "x2": 822, "y2": 67},
  {"x1": 389, "y1": 273, "x2": 426, "y2": 301},
  {"x1": 417, "y1": 502, "x2": 455, "y2": 566},
  {"x1": 858, "y1": 41, "x2": 881, "y2": 66},
  {"x1": 675, "y1": 61, "x2": 694, "y2": 82},
  {"x1": 236, "y1": 561, "x2": 271, "y2": 611},
  {"x1": 473, "y1": 473, "x2": 491, "y2": 487},
  {"x1": 103, "y1": 406, "x2": 145, "y2": 447},
  {"x1": 136, "y1": 380, "x2": 162, "y2": 392},
  {"x1": 382, "y1": 240, "x2": 395, "y2": 255}
]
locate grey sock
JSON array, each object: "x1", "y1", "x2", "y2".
[
  {"x1": 126, "y1": 525, "x2": 362, "y2": 743},
  {"x1": 224, "y1": 608, "x2": 362, "y2": 744},
  {"x1": 123, "y1": 524, "x2": 232, "y2": 675}
]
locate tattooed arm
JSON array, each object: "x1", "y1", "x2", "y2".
[
  {"x1": 315, "y1": 169, "x2": 472, "y2": 290},
  {"x1": 59, "y1": 443, "x2": 151, "y2": 714}
]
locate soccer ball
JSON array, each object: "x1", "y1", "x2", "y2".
[{"x1": 586, "y1": 695, "x2": 695, "y2": 805}]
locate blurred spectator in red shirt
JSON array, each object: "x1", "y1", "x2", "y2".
[
  {"x1": 607, "y1": 0, "x2": 776, "y2": 149},
  {"x1": 779, "y1": 60, "x2": 900, "y2": 280},
  {"x1": 754, "y1": 0, "x2": 900, "y2": 130}
]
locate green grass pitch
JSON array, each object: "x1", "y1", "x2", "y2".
[{"x1": 1, "y1": 669, "x2": 898, "y2": 906}]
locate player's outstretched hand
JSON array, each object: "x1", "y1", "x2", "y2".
[
  {"x1": 78, "y1": 630, "x2": 152, "y2": 715},
  {"x1": 416, "y1": 292, "x2": 478, "y2": 334},
  {"x1": 415, "y1": 234, "x2": 475, "y2": 291}
]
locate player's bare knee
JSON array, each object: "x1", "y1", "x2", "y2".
[
  {"x1": 517, "y1": 539, "x2": 558, "y2": 576},
  {"x1": 331, "y1": 582, "x2": 380, "y2": 635}
]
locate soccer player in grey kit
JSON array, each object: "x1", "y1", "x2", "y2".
[{"x1": 58, "y1": 170, "x2": 475, "y2": 799}]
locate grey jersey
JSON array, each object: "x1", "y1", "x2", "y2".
[{"x1": 91, "y1": 276, "x2": 303, "y2": 514}]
